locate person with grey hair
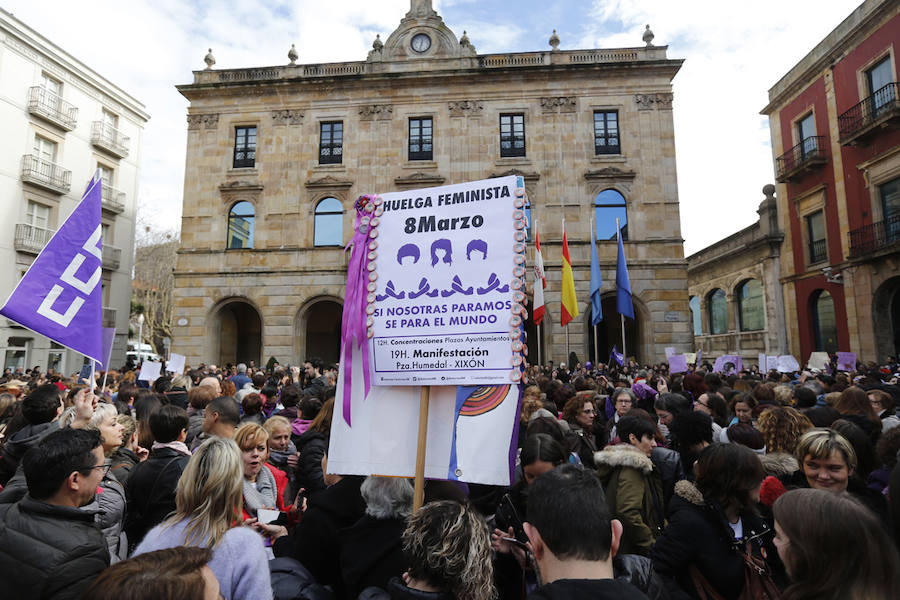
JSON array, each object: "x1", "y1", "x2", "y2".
[
  {"x1": 339, "y1": 476, "x2": 413, "y2": 598},
  {"x1": 600, "y1": 387, "x2": 638, "y2": 446},
  {"x1": 229, "y1": 364, "x2": 251, "y2": 392}
]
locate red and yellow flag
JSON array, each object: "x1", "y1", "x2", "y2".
[{"x1": 560, "y1": 226, "x2": 579, "y2": 326}]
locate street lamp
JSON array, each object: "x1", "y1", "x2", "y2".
[{"x1": 137, "y1": 314, "x2": 145, "y2": 359}]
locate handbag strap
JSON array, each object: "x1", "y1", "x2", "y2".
[{"x1": 689, "y1": 565, "x2": 727, "y2": 600}]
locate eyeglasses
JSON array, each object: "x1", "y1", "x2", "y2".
[
  {"x1": 695, "y1": 401, "x2": 709, "y2": 408},
  {"x1": 79, "y1": 463, "x2": 111, "y2": 477},
  {"x1": 581, "y1": 408, "x2": 596, "y2": 414}
]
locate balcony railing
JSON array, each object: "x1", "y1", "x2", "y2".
[
  {"x1": 838, "y1": 82, "x2": 900, "y2": 144},
  {"x1": 26, "y1": 86, "x2": 78, "y2": 131},
  {"x1": 14, "y1": 223, "x2": 54, "y2": 254},
  {"x1": 849, "y1": 214, "x2": 900, "y2": 258},
  {"x1": 101, "y1": 183, "x2": 126, "y2": 213},
  {"x1": 20, "y1": 155, "x2": 71, "y2": 194},
  {"x1": 775, "y1": 136, "x2": 828, "y2": 182},
  {"x1": 102, "y1": 244, "x2": 122, "y2": 270},
  {"x1": 91, "y1": 122, "x2": 130, "y2": 158},
  {"x1": 102, "y1": 307, "x2": 117, "y2": 328},
  {"x1": 808, "y1": 238, "x2": 828, "y2": 264}
]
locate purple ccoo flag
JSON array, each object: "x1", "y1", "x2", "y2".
[{"x1": 0, "y1": 175, "x2": 103, "y2": 362}]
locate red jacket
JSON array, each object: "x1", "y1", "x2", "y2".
[{"x1": 242, "y1": 464, "x2": 288, "y2": 522}]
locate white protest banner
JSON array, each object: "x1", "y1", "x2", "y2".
[
  {"x1": 328, "y1": 345, "x2": 520, "y2": 485},
  {"x1": 665, "y1": 347, "x2": 676, "y2": 359},
  {"x1": 777, "y1": 355, "x2": 800, "y2": 373},
  {"x1": 807, "y1": 352, "x2": 830, "y2": 371},
  {"x1": 767, "y1": 355, "x2": 779, "y2": 372},
  {"x1": 138, "y1": 360, "x2": 161, "y2": 382},
  {"x1": 758, "y1": 353, "x2": 766, "y2": 371},
  {"x1": 367, "y1": 176, "x2": 519, "y2": 386},
  {"x1": 167, "y1": 353, "x2": 186, "y2": 375},
  {"x1": 684, "y1": 352, "x2": 697, "y2": 365},
  {"x1": 836, "y1": 352, "x2": 857, "y2": 371}
]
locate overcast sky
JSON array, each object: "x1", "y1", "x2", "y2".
[{"x1": 4, "y1": 0, "x2": 861, "y2": 254}]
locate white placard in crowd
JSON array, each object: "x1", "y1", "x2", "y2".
[
  {"x1": 167, "y1": 353, "x2": 186, "y2": 375},
  {"x1": 368, "y1": 176, "x2": 519, "y2": 386},
  {"x1": 776, "y1": 355, "x2": 800, "y2": 373},
  {"x1": 807, "y1": 352, "x2": 830, "y2": 371},
  {"x1": 138, "y1": 361, "x2": 161, "y2": 382}
]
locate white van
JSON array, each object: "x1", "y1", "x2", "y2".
[{"x1": 126, "y1": 340, "x2": 160, "y2": 363}]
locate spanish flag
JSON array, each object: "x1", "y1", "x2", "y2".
[{"x1": 560, "y1": 223, "x2": 579, "y2": 326}]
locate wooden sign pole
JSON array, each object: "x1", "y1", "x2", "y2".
[{"x1": 413, "y1": 386, "x2": 430, "y2": 511}]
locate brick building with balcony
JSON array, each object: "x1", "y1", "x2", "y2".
[
  {"x1": 0, "y1": 8, "x2": 149, "y2": 373},
  {"x1": 762, "y1": 0, "x2": 900, "y2": 363}
]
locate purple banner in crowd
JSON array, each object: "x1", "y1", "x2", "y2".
[
  {"x1": 0, "y1": 176, "x2": 103, "y2": 361},
  {"x1": 97, "y1": 327, "x2": 116, "y2": 371}
]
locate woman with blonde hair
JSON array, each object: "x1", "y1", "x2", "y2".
[
  {"x1": 233, "y1": 422, "x2": 288, "y2": 521},
  {"x1": 83, "y1": 402, "x2": 128, "y2": 562},
  {"x1": 134, "y1": 437, "x2": 272, "y2": 600},
  {"x1": 389, "y1": 500, "x2": 495, "y2": 600}
]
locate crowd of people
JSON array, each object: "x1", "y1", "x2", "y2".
[{"x1": 0, "y1": 354, "x2": 899, "y2": 599}]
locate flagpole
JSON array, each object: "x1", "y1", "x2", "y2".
[
  {"x1": 617, "y1": 218, "x2": 626, "y2": 361},
  {"x1": 562, "y1": 217, "x2": 569, "y2": 364},
  {"x1": 101, "y1": 369, "x2": 109, "y2": 394},
  {"x1": 537, "y1": 324, "x2": 542, "y2": 367},
  {"x1": 591, "y1": 217, "x2": 599, "y2": 365},
  {"x1": 89, "y1": 359, "x2": 96, "y2": 392},
  {"x1": 413, "y1": 386, "x2": 430, "y2": 511}
]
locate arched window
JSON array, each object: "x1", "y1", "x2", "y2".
[
  {"x1": 314, "y1": 197, "x2": 344, "y2": 247},
  {"x1": 737, "y1": 279, "x2": 764, "y2": 331},
  {"x1": 593, "y1": 189, "x2": 627, "y2": 241},
  {"x1": 227, "y1": 201, "x2": 254, "y2": 249},
  {"x1": 812, "y1": 290, "x2": 838, "y2": 352},
  {"x1": 689, "y1": 296, "x2": 702, "y2": 336},
  {"x1": 707, "y1": 289, "x2": 727, "y2": 335}
]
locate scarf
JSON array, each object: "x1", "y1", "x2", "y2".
[
  {"x1": 151, "y1": 440, "x2": 191, "y2": 457},
  {"x1": 268, "y1": 441, "x2": 297, "y2": 470},
  {"x1": 291, "y1": 418, "x2": 313, "y2": 437},
  {"x1": 243, "y1": 464, "x2": 278, "y2": 515}
]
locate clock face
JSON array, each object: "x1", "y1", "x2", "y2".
[{"x1": 411, "y1": 33, "x2": 431, "y2": 53}]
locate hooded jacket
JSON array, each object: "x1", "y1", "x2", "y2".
[
  {"x1": 650, "y1": 480, "x2": 774, "y2": 600},
  {"x1": 293, "y1": 427, "x2": 328, "y2": 497},
  {"x1": 0, "y1": 421, "x2": 59, "y2": 485},
  {"x1": 0, "y1": 496, "x2": 110, "y2": 600},
  {"x1": 595, "y1": 444, "x2": 665, "y2": 556}
]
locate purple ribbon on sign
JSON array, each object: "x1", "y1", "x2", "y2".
[{"x1": 340, "y1": 196, "x2": 375, "y2": 426}]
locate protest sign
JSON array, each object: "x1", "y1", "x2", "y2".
[
  {"x1": 97, "y1": 328, "x2": 116, "y2": 371},
  {"x1": 665, "y1": 347, "x2": 676, "y2": 359},
  {"x1": 713, "y1": 355, "x2": 743, "y2": 374},
  {"x1": 167, "y1": 353, "x2": 186, "y2": 375},
  {"x1": 668, "y1": 354, "x2": 688, "y2": 374},
  {"x1": 758, "y1": 353, "x2": 766, "y2": 371},
  {"x1": 807, "y1": 352, "x2": 830, "y2": 371},
  {"x1": 777, "y1": 355, "x2": 800, "y2": 373},
  {"x1": 767, "y1": 355, "x2": 779, "y2": 372},
  {"x1": 365, "y1": 176, "x2": 519, "y2": 387},
  {"x1": 328, "y1": 345, "x2": 520, "y2": 485},
  {"x1": 685, "y1": 352, "x2": 697, "y2": 365},
  {"x1": 138, "y1": 361, "x2": 161, "y2": 382},
  {"x1": 836, "y1": 352, "x2": 857, "y2": 371},
  {"x1": 78, "y1": 364, "x2": 92, "y2": 384}
]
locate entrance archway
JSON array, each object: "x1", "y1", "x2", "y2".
[
  {"x1": 873, "y1": 276, "x2": 900, "y2": 360},
  {"x1": 211, "y1": 299, "x2": 262, "y2": 367},
  {"x1": 586, "y1": 294, "x2": 639, "y2": 364},
  {"x1": 304, "y1": 300, "x2": 342, "y2": 365}
]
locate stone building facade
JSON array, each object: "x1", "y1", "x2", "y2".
[
  {"x1": 761, "y1": 0, "x2": 900, "y2": 363},
  {"x1": 686, "y1": 185, "x2": 787, "y2": 364},
  {"x1": 172, "y1": 0, "x2": 692, "y2": 367},
  {"x1": 0, "y1": 8, "x2": 149, "y2": 373}
]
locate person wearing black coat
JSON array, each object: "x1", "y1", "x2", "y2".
[
  {"x1": 650, "y1": 446, "x2": 686, "y2": 510},
  {"x1": 293, "y1": 427, "x2": 328, "y2": 497},
  {"x1": 124, "y1": 446, "x2": 190, "y2": 550},
  {"x1": 273, "y1": 475, "x2": 366, "y2": 597}
]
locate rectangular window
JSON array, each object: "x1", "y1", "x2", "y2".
[
  {"x1": 797, "y1": 113, "x2": 817, "y2": 157},
  {"x1": 232, "y1": 126, "x2": 257, "y2": 168},
  {"x1": 880, "y1": 177, "x2": 900, "y2": 244},
  {"x1": 26, "y1": 201, "x2": 50, "y2": 230},
  {"x1": 319, "y1": 121, "x2": 343, "y2": 164},
  {"x1": 806, "y1": 210, "x2": 827, "y2": 264},
  {"x1": 867, "y1": 56, "x2": 894, "y2": 115},
  {"x1": 408, "y1": 117, "x2": 433, "y2": 161},
  {"x1": 102, "y1": 108, "x2": 119, "y2": 130},
  {"x1": 594, "y1": 110, "x2": 620, "y2": 155},
  {"x1": 98, "y1": 164, "x2": 114, "y2": 186},
  {"x1": 499, "y1": 113, "x2": 525, "y2": 157},
  {"x1": 33, "y1": 135, "x2": 57, "y2": 163}
]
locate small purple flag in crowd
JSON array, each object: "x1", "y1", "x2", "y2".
[
  {"x1": 0, "y1": 175, "x2": 103, "y2": 362},
  {"x1": 610, "y1": 345, "x2": 624, "y2": 366}
]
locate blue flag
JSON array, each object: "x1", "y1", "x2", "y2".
[
  {"x1": 589, "y1": 233, "x2": 603, "y2": 326},
  {"x1": 610, "y1": 345, "x2": 624, "y2": 366},
  {"x1": 0, "y1": 174, "x2": 103, "y2": 361},
  {"x1": 616, "y1": 229, "x2": 634, "y2": 320}
]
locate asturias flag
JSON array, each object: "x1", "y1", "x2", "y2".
[
  {"x1": 532, "y1": 228, "x2": 546, "y2": 326},
  {"x1": 560, "y1": 225, "x2": 579, "y2": 326},
  {"x1": 616, "y1": 226, "x2": 634, "y2": 320},
  {"x1": 0, "y1": 174, "x2": 103, "y2": 361}
]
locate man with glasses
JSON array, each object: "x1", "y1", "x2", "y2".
[{"x1": 0, "y1": 428, "x2": 110, "y2": 599}]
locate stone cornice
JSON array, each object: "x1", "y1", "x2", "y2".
[
  {"x1": 394, "y1": 172, "x2": 446, "y2": 187},
  {"x1": 304, "y1": 175, "x2": 354, "y2": 189},
  {"x1": 583, "y1": 167, "x2": 636, "y2": 181}
]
